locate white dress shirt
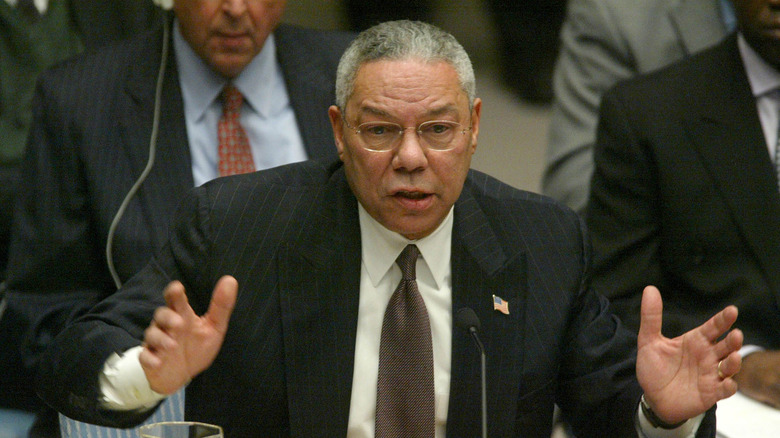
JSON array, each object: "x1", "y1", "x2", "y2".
[{"x1": 347, "y1": 205, "x2": 454, "y2": 437}]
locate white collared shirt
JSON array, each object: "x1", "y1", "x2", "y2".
[{"x1": 347, "y1": 205, "x2": 454, "y2": 437}]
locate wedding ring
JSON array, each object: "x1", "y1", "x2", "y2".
[{"x1": 717, "y1": 360, "x2": 726, "y2": 379}]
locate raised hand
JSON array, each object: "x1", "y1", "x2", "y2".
[
  {"x1": 139, "y1": 276, "x2": 238, "y2": 395},
  {"x1": 636, "y1": 285, "x2": 743, "y2": 425}
]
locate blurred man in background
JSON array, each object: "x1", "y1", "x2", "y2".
[{"x1": 1, "y1": 0, "x2": 353, "y2": 435}]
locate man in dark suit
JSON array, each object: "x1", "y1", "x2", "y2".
[
  {"x1": 1, "y1": 0, "x2": 353, "y2": 436},
  {"x1": 0, "y1": 1, "x2": 160, "y2": 435},
  {"x1": 37, "y1": 20, "x2": 742, "y2": 437},
  {"x1": 587, "y1": 0, "x2": 780, "y2": 411}
]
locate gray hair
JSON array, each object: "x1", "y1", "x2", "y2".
[{"x1": 334, "y1": 20, "x2": 476, "y2": 109}]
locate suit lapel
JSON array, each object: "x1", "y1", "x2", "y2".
[
  {"x1": 668, "y1": 0, "x2": 729, "y2": 55},
  {"x1": 447, "y1": 187, "x2": 526, "y2": 437},
  {"x1": 118, "y1": 23, "x2": 194, "y2": 245},
  {"x1": 683, "y1": 37, "x2": 780, "y2": 299},
  {"x1": 277, "y1": 169, "x2": 361, "y2": 436}
]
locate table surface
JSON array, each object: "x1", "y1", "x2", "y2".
[{"x1": 716, "y1": 392, "x2": 780, "y2": 437}]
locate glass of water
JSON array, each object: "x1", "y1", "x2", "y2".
[{"x1": 138, "y1": 421, "x2": 223, "y2": 438}]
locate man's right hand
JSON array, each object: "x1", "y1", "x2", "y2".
[
  {"x1": 734, "y1": 350, "x2": 780, "y2": 408},
  {"x1": 139, "y1": 276, "x2": 238, "y2": 395}
]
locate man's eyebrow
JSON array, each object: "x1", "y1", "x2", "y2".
[
  {"x1": 357, "y1": 104, "x2": 461, "y2": 119},
  {"x1": 428, "y1": 105, "x2": 460, "y2": 117},
  {"x1": 358, "y1": 106, "x2": 392, "y2": 118}
]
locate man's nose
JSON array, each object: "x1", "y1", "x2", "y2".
[
  {"x1": 393, "y1": 128, "x2": 428, "y2": 170},
  {"x1": 222, "y1": 0, "x2": 248, "y2": 16}
]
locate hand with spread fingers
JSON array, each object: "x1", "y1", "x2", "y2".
[
  {"x1": 139, "y1": 275, "x2": 238, "y2": 395},
  {"x1": 636, "y1": 285, "x2": 743, "y2": 426},
  {"x1": 733, "y1": 350, "x2": 780, "y2": 408}
]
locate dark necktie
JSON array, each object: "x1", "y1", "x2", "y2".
[
  {"x1": 16, "y1": 0, "x2": 40, "y2": 21},
  {"x1": 218, "y1": 85, "x2": 255, "y2": 176},
  {"x1": 376, "y1": 244, "x2": 435, "y2": 437}
]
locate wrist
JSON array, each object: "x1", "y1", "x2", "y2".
[{"x1": 640, "y1": 394, "x2": 687, "y2": 429}]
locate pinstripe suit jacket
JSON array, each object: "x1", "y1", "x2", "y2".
[
  {"x1": 4, "y1": 20, "x2": 353, "y2": 387},
  {"x1": 37, "y1": 160, "x2": 717, "y2": 437}
]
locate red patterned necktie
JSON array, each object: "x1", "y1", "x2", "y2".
[
  {"x1": 218, "y1": 85, "x2": 255, "y2": 176},
  {"x1": 376, "y1": 244, "x2": 435, "y2": 437}
]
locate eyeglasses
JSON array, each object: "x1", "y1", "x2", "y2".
[{"x1": 343, "y1": 117, "x2": 472, "y2": 152}]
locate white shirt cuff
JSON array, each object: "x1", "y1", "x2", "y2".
[
  {"x1": 636, "y1": 403, "x2": 703, "y2": 438},
  {"x1": 739, "y1": 344, "x2": 764, "y2": 357},
  {"x1": 99, "y1": 346, "x2": 167, "y2": 411}
]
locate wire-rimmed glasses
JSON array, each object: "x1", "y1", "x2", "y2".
[{"x1": 343, "y1": 117, "x2": 472, "y2": 152}]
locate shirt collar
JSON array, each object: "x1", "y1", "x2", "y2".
[
  {"x1": 738, "y1": 33, "x2": 780, "y2": 98},
  {"x1": 174, "y1": 20, "x2": 279, "y2": 122},
  {"x1": 358, "y1": 204, "x2": 453, "y2": 290}
]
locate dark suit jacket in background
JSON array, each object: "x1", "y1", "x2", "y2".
[
  {"x1": 587, "y1": 33, "x2": 780, "y2": 348},
  {"x1": 37, "y1": 160, "x2": 716, "y2": 437},
  {"x1": 67, "y1": 0, "x2": 162, "y2": 51},
  {"x1": 1, "y1": 17, "x2": 353, "y2": 411},
  {"x1": 0, "y1": 0, "x2": 160, "y2": 416},
  {"x1": 0, "y1": 0, "x2": 161, "y2": 281}
]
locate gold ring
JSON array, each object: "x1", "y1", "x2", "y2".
[{"x1": 717, "y1": 360, "x2": 726, "y2": 379}]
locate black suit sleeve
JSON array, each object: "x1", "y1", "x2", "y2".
[
  {"x1": 35, "y1": 187, "x2": 213, "y2": 427},
  {"x1": 586, "y1": 86, "x2": 664, "y2": 334},
  {"x1": 584, "y1": 85, "x2": 717, "y2": 438},
  {"x1": 5, "y1": 65, "x2": 118, "y2": 374}
]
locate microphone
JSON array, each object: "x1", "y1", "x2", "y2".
[{"x1": 455, "y1": 308, "x2": 487, "y2": 438}]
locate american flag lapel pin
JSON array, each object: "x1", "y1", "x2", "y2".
[{"x1": 493, "y1": 294, "x2": 509, "y2": 315}]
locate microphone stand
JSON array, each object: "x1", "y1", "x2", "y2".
[
  {"x1": 468, "y1": 325, "x2": 487, "y2": 438},
  {"x1": 456, "y1": 308, "x2": 488, "y2": 438}
]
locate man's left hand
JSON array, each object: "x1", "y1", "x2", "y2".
[{"x1": 636, "y1": 285, "x2": 743, "y2": 425}]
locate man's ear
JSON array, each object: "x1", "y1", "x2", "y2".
[
  {"x1": 328, "y1": 105, "x2": 346, "y2": 159},
  {"x1": 469, "y1": 98, "x2": 482, "y2": 155}
]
